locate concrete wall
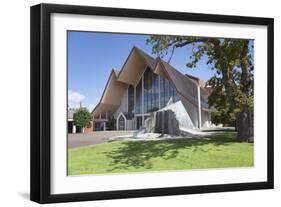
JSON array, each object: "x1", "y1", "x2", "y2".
[
  {"x1": 160, "y1": 100, "x2": 196, "y2": 129},
  {"x1": 179, "y1": 94, "x2": 199, "y2": 128},
  {"x1": 114, "y1": 87, "x2": 128, "y2": 119},
  {"x1": 126, "y1": 120, "x2": 134, "y2": 130},
  {"x1": 201, "y1": 110, "x2": 211, "y2": 128},
  {"x1": 175, "y1": 95, "x2": 213, "y2": 129}
]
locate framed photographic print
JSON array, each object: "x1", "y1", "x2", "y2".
[{"x1": 30, "y1": 3, "x2": 274, "y2": 203}]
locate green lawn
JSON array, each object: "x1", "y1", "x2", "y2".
[{"x1": 68, "y1": 132, "x2": 253, "y2": 175}]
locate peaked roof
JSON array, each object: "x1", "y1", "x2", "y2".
[
  {"x1": 134, "y1": 47, "x2": 157, "y2": 69},
  {"x1": 92, "y1": 47, "x2": 208, "y2": 115},
  {"x1": 92, "y1": 47, "x2": 155, "y2": 115},
  {"x1": 113, "y1": 69, "x2": 120, "y2": 76}
]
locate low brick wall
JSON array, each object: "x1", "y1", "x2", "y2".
[{"x1": 84, "y1": 127, "x2": 93, "y2": 133}]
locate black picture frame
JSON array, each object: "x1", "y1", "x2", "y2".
[{"x1": 30, "y1": 3, "x2": 274, "y2": 204}]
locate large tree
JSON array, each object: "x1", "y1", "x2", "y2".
[
  {"x1": 146, "y1": 36, "x2": 254, "y2": 142},
  {"x1": 73, "y1": 107, "x2": 92, "y2": 131}
]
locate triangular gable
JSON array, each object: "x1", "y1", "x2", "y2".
[
  {"x1": 92, "y1": 70, "x2": 127, "y2": 116},
  {"x1": 134, "y1": 47, "x2": 157, "y2": 69},
  {"x1": 116, "y1": 47, "x2": 156, "y2": 86},
  {"x1": 92, "y1": 47, "x2": 156, "y2": 115}
]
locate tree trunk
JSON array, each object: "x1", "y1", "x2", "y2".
[{"x1": 237, "y1": 108, "x2": 253, "y2": 142}]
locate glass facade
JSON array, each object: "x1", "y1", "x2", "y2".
[
  {"x1": 143, "y1": 67, "x2": 160, "y2": 113},
  {"x1": 159, "y1": 75, "x2": 179, "y2": 108},
  {"x1": 135, "y1": 78, "x2": 142, "y2": 114},
  {"x1": 128, "y1": 85, "x2": 134, "y2": 113},
  {"x1": 134, "y1": 67, "x2": 178, "y2": 115}
]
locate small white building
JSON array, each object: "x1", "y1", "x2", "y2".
[{"x1": 68, "y1": 109, "x2": 84, "y2": 133}]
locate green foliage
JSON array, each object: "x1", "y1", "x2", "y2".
[
  {"x1": 73, "y1": 107, "x2": 92, "y2": 128},
  {"x1": 146, "y1": 35, "x2": 254, "y2": 134},
  {"x1": 210, "y1": 109, "x2": 235, "y2": 127}
]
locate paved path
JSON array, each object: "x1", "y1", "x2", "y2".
[{"x1": 68, "y1": 131, "x2": 135, "y2": 148}]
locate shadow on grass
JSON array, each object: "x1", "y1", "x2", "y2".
[
  {"x1": 201, "y1": 128, "x2": 236, "y2": 132},
  {"x1": 104, "y1": 132, "x2": 237, "y2": 172}
]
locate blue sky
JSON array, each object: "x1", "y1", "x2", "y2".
[{"x1": 67, "y1": 31, "x2": 243, "y2": 110}]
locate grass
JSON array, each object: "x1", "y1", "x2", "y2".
[{"x1": 68, "y1": 132, "x2": 253, "y2": 175}]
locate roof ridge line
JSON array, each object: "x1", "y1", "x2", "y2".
[{"x1": 157, "y1": 58, "x2": 202, "y2": 84}]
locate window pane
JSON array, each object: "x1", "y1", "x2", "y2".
[
  {"x1": 128, "y1": 85, "x2": 134, "y2": 113},
  {"x1": 136, "y1": 78, "x2": 142, "y2": 114},
  {"x1": 144, "y1": 70, "x2": 147, "y2": 113},
  {"x1": 160, "y1": 76, "x2": 165, "y2": 108},
  {"x1": 153, "y1": 73, "x2": 159, "y2": 111},
  {"x1": 164, "y1": 78, "x2": 169, "y2": 106}
]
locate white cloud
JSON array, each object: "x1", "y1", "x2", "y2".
[
  {"x1": 68, "y1": 90, "x2": 85, "y2": 108},
  {"x1": 87, "y1": 98, "x2": 100, "y2": 111}
]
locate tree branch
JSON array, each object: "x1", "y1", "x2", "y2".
[{"x1": 168, "y1": 46, "x2": 175, "y2": 63}]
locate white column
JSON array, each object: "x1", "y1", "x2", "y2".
[
  {"x1": 134, "y1": 85, "x2": 136, "y2": 129},
  {"x1": 127, "y1": 87, "x2": 129, "y2": 112},
  {"x1": 158, "y1": 76, "x2": 161, "y2": 109},
  {"x1": 197, "y1": 85, "x2": 202, "y2": 129},
  {"x1": 141, "y1": 76, "x2": 144, "y2": 126},
  {"x1": 124, "y1": 116, "x2": 127, "y2": 131},
  {"x1": 103, "y1": 122, "x2": 106, "y2": 131},
  {"x1": 72, "y1": 125, "x2": 76, "y2": 134},
  {"x1": 134, "y1": 85, "x2": 136, "y2": 111}
]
